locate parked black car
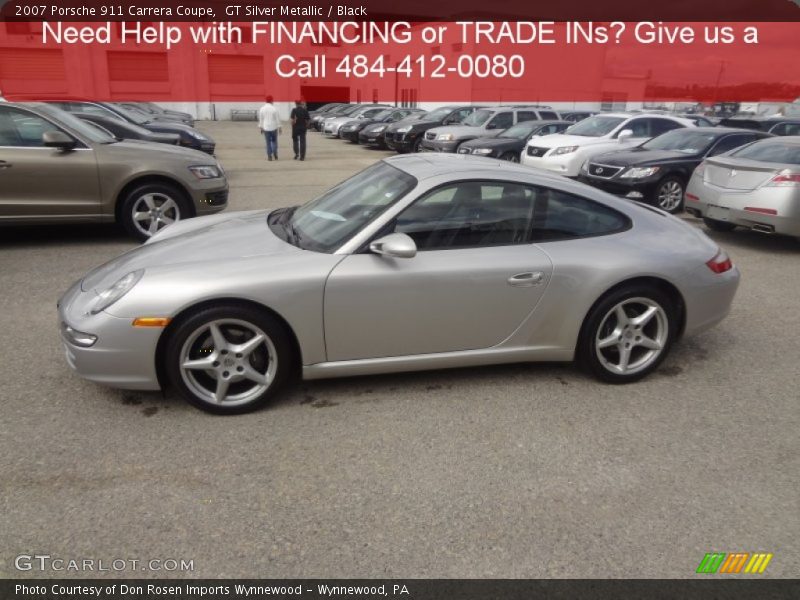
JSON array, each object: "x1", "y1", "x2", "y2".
[
  {"x1": 340, "y1": 108, "x2": 425, "y2": 143},
  {"x1": 577, "y1": 127, "x2": 771, "y2": 213},
  {"x1": 457, "y1": 120, "x2": 571, "y2": 161},
  {"x1": 119, "y1": 102, "x2": 194, "y2": 126},
  {"x1": 359, "y1": 112, "x2": 426, "y2": 148},
  {"x1": 49, "y1": 100, "x2": 216, "y2": 154},
  {"x1": 75, "y1": 113, "x2": 181, "y2": 146},
  {"x1": 719, "y1": 116, "x2": 800, "y2": 135},
  {"x1": 384, "y1": 105, "x2": 476, "y2": 153}
]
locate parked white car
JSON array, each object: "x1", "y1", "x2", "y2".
[{"x1": 521, "y1": 113, "x2": 695, "y2": 177}]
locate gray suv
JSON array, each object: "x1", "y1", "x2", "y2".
[
  {"x1": 421, "y1": 106, "x2": 561, "y2": 153},
  {"x1": 0, "y1": 103, "x2": 228, "y2": 241}
]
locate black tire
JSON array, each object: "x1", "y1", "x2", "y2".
[
  {"x1": 703, "y1": 217, "x2": 737, "y2": 232},
  {"x1": 412, "y1": 137, "x2": 423, "y2": 153},
  {"x1": 500, "y1": 151, "x2": 520, "y2": 163},
  {"x1": 119, "y1": 182, "x2": 190, "y2": 243},
  {"x1": 578, "y1": 284, "x2": 678, "y2": 384},
  {"x1": 165, "y1": 305, "x2": 294, "y2": 415},
  {"x1": 651, "y1": 176, "x2": 685, "y2": 214}
]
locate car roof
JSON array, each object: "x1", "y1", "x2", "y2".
[{"x1": 384, "y1": 153, "x2": 568, "y2": 183}]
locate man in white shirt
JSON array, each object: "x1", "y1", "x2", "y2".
[{"x1": 258, "y1": 95, "x2": 282, "y2": 161}]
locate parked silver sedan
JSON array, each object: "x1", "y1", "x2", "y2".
[
  {"x1": 685, "y1": 136, "x2": 800, "y2": 237},
  {"x1": 58, "y1": 155, "x2": 740, "y2": 414}
]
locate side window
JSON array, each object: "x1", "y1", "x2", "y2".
[
  {"x1": 624, "y1": 118, "x2": 651, "y2": 138},
  {"x1": 539, "y1": 111, "x2": 559, "y2": 120},
  {"x1": 651, "y1": 118, "x2": 684, "y2": 136},
  {"x1": 530, "y1": 187, "x2": 629, "y2": 242},
  {"x1": 487, "y1": 112, "x2": 513, "y2": 130},
  {"x1": 770, "y1": 122, "x2": 800, "y2": 136},
  {"x1": 72, "y1": 103, "x2": 121, "y2": 120},
  {"x1": 394, "y1": 181, "x2": 536, "y2": 250},
  {"x1": 707, "y1": 134, "x2": 755, "y2": 156},
  {"x1": 0, "y1": 106, "x2": 59, "y2": 147},
  {"x1": 517, "y1": 111, "x2": 538, "y2": 123}
]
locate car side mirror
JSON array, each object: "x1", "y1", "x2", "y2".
[
  {"x1": 369, "y1": 233, "x2": 417, "y2": 259},
  {"x1": 43, "y1": 130, "x2": 77, "y2": 151},
  {"x1": 617, "y1": 129, "x2": 634, "y2": 143}
]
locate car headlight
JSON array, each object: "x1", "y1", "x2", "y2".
[
  {"x1": 552, "y1": 146, "x2": 579, "y2": 155},
  {"x1": 395, "y1": 125, "x2": 412, "y2": 133},
  {"x1": 471, "y1": 148, "x2": 492, "y2": 155},
  {"x1": 88, "y1": 270, "x2": 144, "y2": 315},
  {"x1": 620, "y1": 166, "x2": 660, "y2": 179},
  {"x1": 187, "y1": 130, "x2": 208, "y2": 140},
  {"x1": 188, "y1": 165, "x2": 221, "y2": 179},
  {"x1": 373, "y1": 125, "x2": 387, "y2": 132},
  {"x1": 437, "y1": 133, "x2": 455, "y2": 141}
]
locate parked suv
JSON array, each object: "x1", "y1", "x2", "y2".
[
  {"x1": 384, "y1": 105, "x2": 476, "y2": 153},
  {"x1": 719, "y1": 116, "x2": 800, "y2": 136},
  {"x1": 0, "y1": 103, "x2": 228, "y2": 241},
  {"x1": 521, "y1": 113, "x2": 695, "y2": 177},
  {"x1": 422, "y1": 106, "x2": 559, "y2": 153}
]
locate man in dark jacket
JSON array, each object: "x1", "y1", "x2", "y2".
[{"x1": 290, "y1": 100, "x2": 310, "y2": 160}]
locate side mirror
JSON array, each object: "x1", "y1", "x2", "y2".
[
  {"x1": 369, "y1": 232, "x2": 417, "y2": 259},
  {"x1": 617, "y1": 129, "x2": 634, "y2": 143},
  {"x1": 43, "y1": 130, "x2": 77, "y2": 150}
]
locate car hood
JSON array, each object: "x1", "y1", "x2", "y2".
[
  {"x1": 428, "y1": 125, "x2": 486, "y2": 138},
  {"x1": 80, "y1": 211, "x2": 295, "y2": 292},
  {"x1": 394, "y1": 118, "x2": 441, "y2": 131},
  {"x1": 99, "y1": 139, "x2": 213, "y2": 161},
  {"x1": 589, "y1": 148, "x2": 699, "y2": 166},
  {"x1": 144, "y1": 121, "x2": 212, "y2": 140},
  {"x1": 527, "y1": 133, "x2": 613, "y2": 148}
]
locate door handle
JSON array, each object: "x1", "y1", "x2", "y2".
[
  {"x1": 508, "y1": 272, "x2": 544, "y2": 287},
  {"x1": 0, "y1": 161, "x2": 11, "y2": 169}
]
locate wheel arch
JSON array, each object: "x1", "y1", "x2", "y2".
[
  {"x1": 575, "y1": 275, "x2": 687, "y2": 359},
  {"x1": 154, "y1": 297, "x2": 303, "y2": 390},
  {"x1": 114, "y1": 175, "x2": 196, "y2": 224}
]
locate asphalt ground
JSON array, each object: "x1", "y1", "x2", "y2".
[{"x1": 1, "y1": 122, "x2": 797, "y2": 579}]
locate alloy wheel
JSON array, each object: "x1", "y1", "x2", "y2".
[
  {"x1": 595, "y1": 297, "x2": 668, "y2": 376},
  {"x1": 131, "y1": 192, "x2": 181, "y2": 237},
  {"x1": 179, "y1": 319, "x2": 278, "y2": 406},
  {"x1": 656, "y1": 180, "x2": 683, "y2": 212}
]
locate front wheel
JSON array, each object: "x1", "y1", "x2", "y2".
[
  {"x1": 703, "y1": 217, "x2": 737, "y2": 232},
  {"x1": 652, "y1": 176, "x2": 685, "y2": 213},
  {"x1": 120, "y1": 183, "x2": 189, "y2": 242},
  {"x1": 165, "y1": 305, "x2": 294, "y2": 414},
  {"x1": 579, "y1": 285, "x2": 677, "y2": 383}
]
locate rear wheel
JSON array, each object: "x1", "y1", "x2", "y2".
[
  {"x1": 579, "y1": 285, "x2": 677, "y2": 383},
  {"x1": 165, "y1": 305, "x2": 294, "y2": 414},
  {"x1": 703, "y1": 217, "x2": 737, "y2": 232},
  {"x1": 500, "y1": 151, "x2": 520, "y2": 163},
  {"x1": 120, "y1": 182, "x2": 189, "y2": 242},
  {"x1": 653, "y1": 176, "x2": 684, "y2": 213}
]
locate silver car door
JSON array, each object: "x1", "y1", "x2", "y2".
[{"x1": 323, "y1": 180, "x2": 554, "y2": 361}]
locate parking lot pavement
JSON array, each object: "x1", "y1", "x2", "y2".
[{"x1": 1, "y1": 121, "x2": 798, "y2": 579}]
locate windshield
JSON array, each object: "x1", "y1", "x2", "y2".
[
  {"x1": 372, "y1": 109, "x2": 394, "y2": 120},
  {"x1": 110, "y1": 103, "x2": 150, "y2": 125},
  {"x1": 642, "y1": 130, "x2": 717, "y2": 154},
  {"x1": 425, "y1": 107, "x2": 456, "y2": 121},
  {"x1": 461, "y1": 109, "x2": 493, "y2": 127},
  {"x1": 39, "y1": 105, "x2": 117, "y2": 144},
  {"x1": 566, "y1": 115, "x2": 626, "y2": 137},
  {"x1": 499, "y1": 122, "x2": 538, "y2": 139},
  {"x1": 287, "y1": 162, "x2": 417, "y2": 253},
  {"x1": 731, "y1": 141, "x2": 800, "y2": 165},
  {"x1": 143, "y1": 102, "x2": 165, "y2": 114}
]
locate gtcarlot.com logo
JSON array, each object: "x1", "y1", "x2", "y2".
[
  {"x1": 14, "y1": 554, "x2": 194, "y2": 573},
  {"x1": 696, "y1": 552, "x2": 773, "y2": 574}
]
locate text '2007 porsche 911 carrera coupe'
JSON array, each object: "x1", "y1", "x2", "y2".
[{"x1": 58, "y1": 154, "x2": 740, "y2": 414}]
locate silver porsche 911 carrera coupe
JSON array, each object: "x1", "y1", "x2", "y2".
[{"x1": 58, "y1": 154, "x2": 740, "y2": 414}]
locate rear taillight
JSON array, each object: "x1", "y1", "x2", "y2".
[
  {"x1": 706, "y1": 249, "x2": 733, "y2": 274},
  {"x1": 686, "y1": 192, "x2": 700, "y2": 202},
  {"x1": 765, "y1": 170, "x2": 800, "y2": 187}
]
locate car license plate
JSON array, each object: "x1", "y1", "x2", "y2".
[{"x1": 706, "y1": 205, "x2": 730, "y2": 221}]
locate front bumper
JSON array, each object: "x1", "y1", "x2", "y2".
[
  {"x1": 576, "y1": 175, "x2": 660, "y2": 204},
  {"x1": 57, "y1": 280, "x2": 162, "y2": 391},
  {"x1": 340, "y1": 129, "x2": 361, "y2": 142},
  {"x1": 420, "y1": 138, "x2": 460, "y2": 153},
  {"x1": 359, "y1": 131, "x2": 386, "y2": 146},
  {"x1": 386, "y1": 131, "x2": 421, "y2": 152},
  {"x1": 521, "y1": 150, "x2": 584, "y2": 177},
  {"x1": 685, "y1": 177, "x2": 800, "y2": 236},
  {"x1": 187, "y1": 180, "x2": 229, "y2": 216}
]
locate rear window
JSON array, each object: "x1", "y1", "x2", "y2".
[{"x1": 731, "y1": 140, "x2": 800, "y2": 165}]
